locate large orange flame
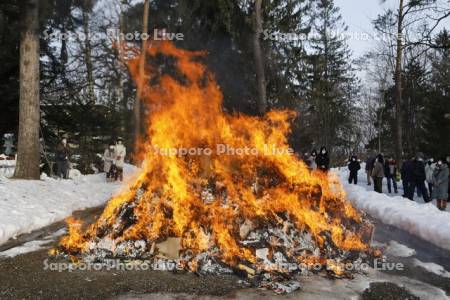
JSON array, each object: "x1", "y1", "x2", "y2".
[{"x1": 60, "y1": 41, "x2": 369, "y2": 269}]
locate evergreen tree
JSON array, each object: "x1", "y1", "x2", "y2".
[
  {"x1": 305, "y1": 0, "x2": 356, "y2": 153},
  {"x1": 423, "y1": 30, "x2": 450, "y2": 157}
]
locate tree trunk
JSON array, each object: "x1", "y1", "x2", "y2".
[
  {"x1": 134, "y1": 0, "x2": 150, "y2": 154},
  {"x1": 118, "y1": 0, "x2": 127, "y2": 137},
  {"x1": 394, "y1": 0, "x2": 404, "y2": 167},
  {"x1": 14, "y1": 0, "x2": 40, "y2": 180},
  {"x1": 253, "y1": 0, "x2": 267, "y2": 114},
  {"x1": 82, "y1": 0, "x2": 96, "y2": 104}
]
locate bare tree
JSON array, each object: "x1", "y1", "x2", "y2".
[{"x1": 377, "y1": 0, "x2": 450, "y2": 166}]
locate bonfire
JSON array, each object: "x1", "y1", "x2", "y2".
[{"x1": 55, "y1": 41, "x2": 376, "y2": 293}]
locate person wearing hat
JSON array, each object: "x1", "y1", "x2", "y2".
[
  {"x1": 371, "y1": 154, "x2": 385, "y2": 193},
  {"x1": 114, "y1": 137, "x2": 126, "y2": 181},
  {"x1": 431, "y1": 158, "x2": 449, "y2": 211},
  {"x1": 315, "y1": 146, "x2": 330, "y2": 172},
  {"x1": 104, "y1": 142, "x2": 116, "y2": 182},
  {"x1": 348, "y1": 155, "x2": 361, "y2": 185},
  {"x1": 407, "y1": 152, "x2": 430, "y2": 202},
  {"x1": 55, "y1": 136, "x2": 70, "y2": 179},
  {"x1": 425, "y1": 158, "x2": 436, "y2": 196}
]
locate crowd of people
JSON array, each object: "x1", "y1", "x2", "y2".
[
  {"x1": 303, "y1": 146, "x2": 330, "y2": 172},
  {"x1": 55, "y1": 137, "x2": 449, "y2": 211},
  {"x1": 103, "y1": 137, "x2": 127, "y2": 182},
  {"x1": 354, "y1": 153, "x2": 450, "y2": 211},
  {"x1": 54, "y1": 137, "x2": 127, "y2": 182},
  {"x1": 301, "y1": 147, "x2": 449, "y2": 211}
]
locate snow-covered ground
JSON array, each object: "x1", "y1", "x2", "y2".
[
  {"x1": 337, "y1": 166, "x2": 450, "y2": 251},
  {"x1": 0, "y1": 164, "x2": 138, "y2": 246}
]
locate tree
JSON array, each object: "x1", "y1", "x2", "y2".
[
  {"x1": 134, "y1": 0, "x2": 150, "y2": 154},
  {"x1": 375, "y1": 0, "x2": 450, "y2": 165},
  {"x1": 14, "y1": 0, "x2": 40, "y2": 179},
  {"x1": 306, "y1": 0, "x2": 356, "y2": 152},
  {"x1": 253, "y1": 0, "x2": 267, "y2": 114},
  {"x1": 423, "y1": 30, "x2": 450, "y2": 157}
]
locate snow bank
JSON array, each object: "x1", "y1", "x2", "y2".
[
  {"x1": 385, "y1": 241, "x2": 416, "y2": 257},
  {"x1": 341, "y1": 181, "x2": 450, "y2": 251},
  {"x1": 0, "y1": 165, "x2": 138, "y2": 246},
  {"x1": 413, "y1": 259, "x2": 450, "y2": 278}
]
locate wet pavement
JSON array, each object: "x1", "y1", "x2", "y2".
[{"x1": 0, "y1": 207, "x2": 449, "y2": 300}]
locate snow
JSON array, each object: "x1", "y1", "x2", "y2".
[
  {"x1": 336, "y1": 166, "x2": 450, "y2": 251},
  {"x1": 0, "y1": 228, "x2": 66, "y2": 258},
  {"x1": 413, "y1": 259, "x2": 450, "y2": 278},
  {"x1": 384, "y1": 241, "x2": 416, "y2": 258},
  {"x1": 0, "y1": 165, "x2": 138, "y2": 246}
]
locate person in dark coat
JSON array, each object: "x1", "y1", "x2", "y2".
[
  {"x1": 372, "y1": 154, "x2": 385, "y2": 193},
  {"x1": 55, "y1": 138, "x2": 70, "y2": 179},
  {"x1": 401, "y1": 157, "x2": 414, "y2": 198},
  {"x1": 365, "y1": 154, "x2": 375, "y2": 186},
  {"x1": 348, "y1": 155, "x2": 361, "y2": 184},
  {"x1": 384, "y1": 156, "x2": 398, "y2": 193},
  {"x1": 447, "y1": 155, "x2": 450, "y2": 205},
  {"x1": 407, "y1": 153, "x2": 430, "y2": 202},
  {"x1": 315, "y1": 146, "x2": 330, "y2": 172}
]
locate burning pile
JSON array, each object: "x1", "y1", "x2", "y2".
[{"x1": 55, "y1": 42, "x2": 375, "y2": 293}]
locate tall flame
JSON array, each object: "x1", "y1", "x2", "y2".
[{"x1": 60, "y1": 41, "x2": 369, "y2": 267}]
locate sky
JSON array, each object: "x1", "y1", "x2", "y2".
[
  {"x1": 334, "y1": 0, "x2": 392, "y2": 59},
  {"x1": 335, "y1": 0, "x2": 450, "y2": 59}
]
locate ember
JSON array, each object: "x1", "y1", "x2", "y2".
[{"x1": 55, "y1": 41, "x2": 375, "y2": 293}]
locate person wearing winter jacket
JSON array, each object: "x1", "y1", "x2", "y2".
[
  {"x1": 372, "y1": 154, "x2": 385, "y2": 193},
  {"x1": 348, "y1": 155, "x2": 361, "y2": 184},
  {"x1": 114, "y1": 137, "x2": 126, "y2": 181},
  {"x1": 401, "y1": 157, "x2": 414, "y2": 198},
  {"x1": 407, "y1": 153, "x2": 430, "y2": 203},
  {"x1": 315, "y1": 146, "x2": 330, "y2": 172},
  {"x1": 425, "y1": 158, "x2": 436, "y2": 196},
  {"x1": 103, "y1": 142, "x2": 116, "y2": 182},
  {"x1": 432, "y1": 158, "x2": 449, "y2": 211},
  {"x1": 304, "y1": 151, "x2": 317, "y2": 171},
  {"x1": 365, "y1": 155, "x2": 375, "y2": 186},
  {"x1": 55, "y1": 137, "x2": 70, "y2": 179},
  {"x1": 447, "y1": 155, "x2": 450, "y2": 204},
  {"x1": 384, "y1": 157, "x2": 398, "y2": 193}
]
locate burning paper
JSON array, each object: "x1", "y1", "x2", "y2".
[{"x1": 55, "y1": 41, "x2": 375, "y2": 292}]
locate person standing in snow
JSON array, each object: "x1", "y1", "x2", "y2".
[
  {"x1": 55, "y1": 137, "x2": 70, "y2": 179},
  {"x1": 425, "y1": 158, "x2": 436, "y2": 196},
  {"x1": 114, "y1": 137, "x2": 126, "y2": 182},
  {"x1": 365, "y1": 154, "x2": 375, "y2": 186},
  {"x1": 348, "y1": 155, "x2": 360, "y2": 184},
  {"x1": 103, "y1": 142, "x2": 116, "y2": 182},
  {"x1": 372, "y1": 154, "x2": 385, "y2": 193},
  {"x1": 384, "y1": 156, "x2": 398, "y2": 193},
  {"x1": 407, "y1": 153, "x2": 430, "y2": 203},
  {"x1": 401, "y1": 157, "x2": 414, "y2": 198},
  {"x1": 446, "y1": 155, "x2": 450, "y2": 206},
  {"x1": 432, "y1": 158, "x2": 449, "y2": 211},
  {"x1": 315, "y1": 146, "x2": 330, "y2": 172}
]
